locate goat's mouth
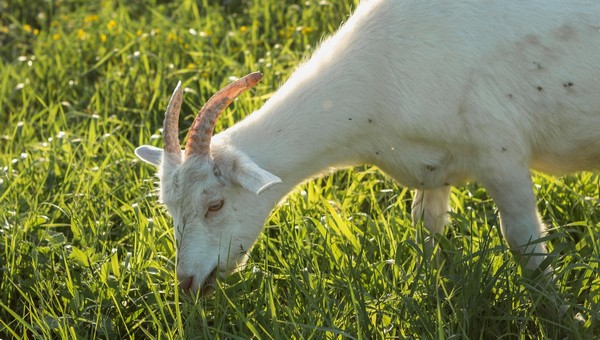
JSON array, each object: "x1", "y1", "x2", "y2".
[
  {"x1": 179, "y1": 267, "x2": 219, "y2": 295},
  {"x1": 199, "y1": 267, "x2": 218, "y2": 296}
]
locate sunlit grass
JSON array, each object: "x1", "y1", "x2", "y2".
[{"x1": 1, "y1": 0, "x2": 599, "y2": 338}]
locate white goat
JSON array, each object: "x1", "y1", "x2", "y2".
[{"x1": 135, "y1": 0, "x2": 600, "y2": 294}]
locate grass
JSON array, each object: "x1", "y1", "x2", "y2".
[{"x1": 1, "y1": 0, "x2": 599, "y2": 338}]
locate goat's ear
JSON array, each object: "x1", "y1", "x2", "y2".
[
  {"x1": 230, "y1": 156, "x2": 282, "y2": 195},
  {"x1": 135, "y1": 145, "x2": 163, "y2": 167}
]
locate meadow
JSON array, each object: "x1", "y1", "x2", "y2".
[{"x1": 1, "y1": 0, "x2": 599, "y2": 338}]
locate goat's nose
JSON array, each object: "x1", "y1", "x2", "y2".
[{"x1": 177, "y1": 274, "x2": 194, "y2": 294}]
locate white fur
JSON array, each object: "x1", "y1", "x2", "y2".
[{"x1": 136, "y1": 0, "x2": 600, "y2": 293}]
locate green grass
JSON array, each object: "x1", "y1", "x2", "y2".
[{"x1": 1, "y1": 0, "x2": 599, "y2": 338}]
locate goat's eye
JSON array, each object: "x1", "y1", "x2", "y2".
[{"x1": 207, "y1": 200, "x2": 224, "y2": 214}]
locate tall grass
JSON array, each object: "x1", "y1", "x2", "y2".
[{"x1": 1, "y1": 0, "x2": 599, "y2": 338}]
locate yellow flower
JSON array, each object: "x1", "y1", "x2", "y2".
[
  {"x1": 240, "y1": 25, "x2": 247, "y2": 33},
  {"x1": 23, "y1": 24, "x2": 32, "y2": 33},
  {"x1": 107, "y1": 20, "x2": 117, "y2": 30},
  {"x1": 77, "y1": 29, "x2": 86, "y2": 40},
  {"x1": 136, "y1": 29, "x2": 142, "y2": 36},
  {"x1": 100, "y1": 33, "x2": 107, "y2": 42},
  {"x1": 279, "y1": 26, "x2": 294, "y2": 38},
  {"x1": 33, "y1": 29, "x2": 40, "y2": 35},
  {"x1": 84, "y1": 15, "x2": 99, "y2": 24},
  {"x1": 52, "y1": 33, "x2": 61, "y2": 40},
  {"x1": 301, "y1": 26, "x2": 313, "y2": 35},
  {"x1": 167, "y1": 32, "x2": 176, "y2": 41},
  {"x1": 1, "y1": 26, "x2": 9, "y2": 34}
]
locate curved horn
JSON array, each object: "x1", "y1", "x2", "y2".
[
  {"x1": 163, "y1": 81, "x2": 184, "y2": 165},
  {"x1": 185, "y1": 72, "x2": 263, "y2": 158}
]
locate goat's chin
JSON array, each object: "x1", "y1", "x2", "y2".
[
  {"x1": 182, "y1": 253, "x2": 250, "y2": 295},
  {"x1": 198, "y1": 266, "x2": 238, "y2": 296},
  {"x1": 199, "y1": 267, "x2": 218, "y2": 296}
]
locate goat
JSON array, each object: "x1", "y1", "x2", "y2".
[{"x1": 135, "y1": 0, "x2": 600, "y2": 295}]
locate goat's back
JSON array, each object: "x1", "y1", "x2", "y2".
[{"x1": 350, "y1": 0, "x2": 600, "y2": 178}]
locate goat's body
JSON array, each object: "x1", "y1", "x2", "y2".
[
  {"x1": 137, "y1": 0, "x2": 600, "y2": 294},
  {"x1": 221, "y1": 0, "x2": 600, "y2": 184},
  {"x1": 215, "y1": 0, "x2": 600, "y2": 269}
]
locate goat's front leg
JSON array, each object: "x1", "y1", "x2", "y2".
[
  {"x1": 480, "y1": 165, "x2": 570, "y2": 319},
  {"x1": 412, "y1": 186, "x2": 451, "y2": 250},
  {"x1": 479, "y1": 167, "x2": 549, "y2": 272}
]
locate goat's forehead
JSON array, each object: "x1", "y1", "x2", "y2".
[{"x1": 159, "y1": 159, "x2": 221, "y2": 204}]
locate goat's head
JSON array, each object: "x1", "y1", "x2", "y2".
[{"x1": 135, "y1": 72, "x2": 281, "y2": 295}]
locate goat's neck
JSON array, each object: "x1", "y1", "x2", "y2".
[
  {"x1": 214, "y1": 7, "x2": 380, "y2": 203},
  {"x1": 215, "y1": 66, "x2": 372, "y2": 202}
]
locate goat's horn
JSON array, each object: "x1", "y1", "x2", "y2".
[
  {"x1": 163, "y1": 81, "x2": 184, "y2": 164},
  {"x1": 184, "y1": 72, "x2": 263, "y2": 158}
]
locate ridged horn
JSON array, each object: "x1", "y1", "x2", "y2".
[
  {"x1": 163, "y1": 81, "x2": 184, "y2": 164},
  {"x1": 184, "y1": 72, "x2": 263, "y2": 158}
]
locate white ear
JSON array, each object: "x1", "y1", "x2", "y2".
[
  {"x1": 231, "y1": 156, "x2": 282, "y2": 195},
  {"x1": 135, "y1": 145, "x2": 163, "y2": 166}
]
